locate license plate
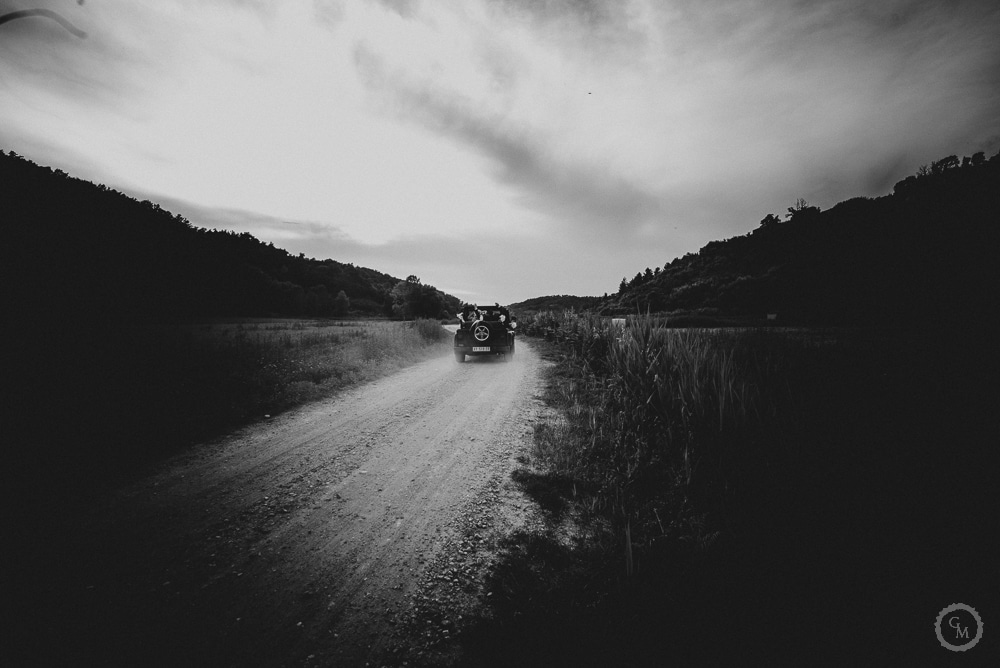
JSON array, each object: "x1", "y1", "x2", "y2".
[{"x1": 472, "y1": 346, "x2": 490, "y2": 352}]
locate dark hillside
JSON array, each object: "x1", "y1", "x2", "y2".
[
  {"x1": 0, "y1": 149, "x2": 459, "y2": 494},
  {"x1": 508, "y1": 294, "x2": 602, "y2": 315},
  {"x1": 0, "y1": 149, "x2": 459, "y2": 323},
  {"x1": 607, "y1": 151, "x2": 1000, "y2": 325}
]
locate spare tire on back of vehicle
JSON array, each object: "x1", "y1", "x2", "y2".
[{"x1": 472, "y1": 323, "x2": 492, "y2": 343}]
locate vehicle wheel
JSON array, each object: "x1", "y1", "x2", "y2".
[{"x1": 454, "y1": 351, "x2": 465, "y2": 363}]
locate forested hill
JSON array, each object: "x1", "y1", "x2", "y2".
[
  {"x1": 510, "y1": 152, "x2": 1000, "y2": 325},
  {"x1": 0, "y1": 149, "x2": 460, "y2": 323},
  {"x1": 603, "y1": 150, "x2": 1000, "y2": 325},
  {"x1": 508, "y1": 294, "x2": 603, "y2": 315}
]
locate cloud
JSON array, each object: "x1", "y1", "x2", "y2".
[
  {"x1": 483, "y1": 0, "x2": 648, "y2": 58},
  {"x1": 148, "y1": 190, "x2": 638, "y2": 303},
  {"x1": 350, "y1": 0, "x2": 1000, "y2": 226},
  {"x1": 489, "y1": 0, "x2": 618, "y2": 24},
  {"x1": 373, "y1": 0, "x2": 419, "y2": 20},
  {"x1": 347, "y1": 0, "x2": 1000, "y2": 291},
  {"x1": 312, "y1": 0, "x2": 344, "y2": 28},
  {"x1": 0, "y1": 3, "x2": 222, "y2": 114},
  {"x1": 0, "y1": 0, "x2": 288, "y2": 109},
  {"x1": 0, "y1": 1, "x2": 116, "y2": 107},
  {"x1": 646, "y1": 0, "x2": 1000, "y2": 166},
  {"x1": 143, "y1": 193, "x2": 355, "y2": 244},
  {"x1": 4, "y1": 0, "x2": 999, "y2": 304},
  {"x1": 0, "y1": 127, "x2": 115, "y2": 182},
  {"x1": 0, "y1": 7, "x2": 87, "y2": 38},
  {"x1": 353, "y1": 42, "x2": 664, "y2": 239}
]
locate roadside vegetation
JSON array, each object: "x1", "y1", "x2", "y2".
[
  {"x1": 13, "y1": 318, "x2": 450, "y2": 495},
  {"x1": 175, "y1": 317, "x2": 450, "y2": 425},
  {"x1": 459, "y1": 311, "x2": 995, "y2": 664}
]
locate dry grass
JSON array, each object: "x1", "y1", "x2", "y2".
[
  {"x1": 18, "y1": 317, "x2": 451, "y2": 488},
  {"x1": 478, "y1": 310, "x2": 993, "y2": 662},
  {"x1": 178, "y1": 318, "x2": 450, "y2": 421},
  {"x1": 517, "y1": 311, "x2": 927, "y2": 557}
]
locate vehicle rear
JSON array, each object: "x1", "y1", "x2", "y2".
[{"x1": 454, "y1": 305, "x2": 516, "y2": 362}]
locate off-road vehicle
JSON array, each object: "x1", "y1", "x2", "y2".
[{"x1": 454, "y1": 304, "x2": 516, "y2": 362}]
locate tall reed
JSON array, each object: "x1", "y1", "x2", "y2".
[{"x1": 522, "y1": 311, "x2": 800, "y2": 555}]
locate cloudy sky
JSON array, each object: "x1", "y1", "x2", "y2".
[{"x1": 2, "y1": 0, "x2": 998, "y2": 304}]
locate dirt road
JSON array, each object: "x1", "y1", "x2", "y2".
[{"x1": 24, "y1": 333, "x2": 550, "y2": 667}]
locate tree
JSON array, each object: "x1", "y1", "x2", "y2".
[
  {"x1": 931, "y1": 155, "x2": 959, "y2": 174},
  {"x1": 390, "y1": 275, "x2": 442, "y2": 319},
  {"x1": 391, "y1": 280, "x2": 416, "y2": 319},
  {"x1": 618, "y1": 277, "x2": 628, "y2": 294},
  {"x1": 333, "y1": 290, "x2": 349, "y2": 316},
  {"x1": 413, "y1": 284, "x2": 444, "y2": 319},
  {"x1": 305, "y1": 284, "x2": 333, "y2": 316},
  {"x1": 786, "y1": 198, "x2": 820, "y2": 221},
  {"x1": 893, "y1": 175, "x2": 918, "y2": 197},
  {"x1": 759, "y1": 213, "x2": 782, "y2": 229}
]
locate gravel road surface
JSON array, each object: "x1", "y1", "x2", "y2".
[{"x1": 22, "y1": 332, "x2": 551, "y2": 667}]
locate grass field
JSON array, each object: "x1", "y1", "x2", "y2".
[
  {"x1": 14, "y1": 317, "x2": 450, "y2": 493},
  {"x1": 459, "y1": 310, "x2": 997, "y2": 665},
  {"x1": 180, "y1": 317, "x2": 450, "y2": 415}
]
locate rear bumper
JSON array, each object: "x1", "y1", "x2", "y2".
[{"x1": 457, "y1": 345, "x2": 512, "y2": 355}]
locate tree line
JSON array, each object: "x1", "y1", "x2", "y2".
[
  {"x1": 0, "y1": 149, "x2": 460, "y2": 325},
  {"x1": 604, "y1": 149, "x2": 1000, "y2": 325}
]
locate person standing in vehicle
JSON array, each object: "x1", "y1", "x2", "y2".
[{"x1": 457, "y1": 303, "x2": 480, "y2": 329}]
